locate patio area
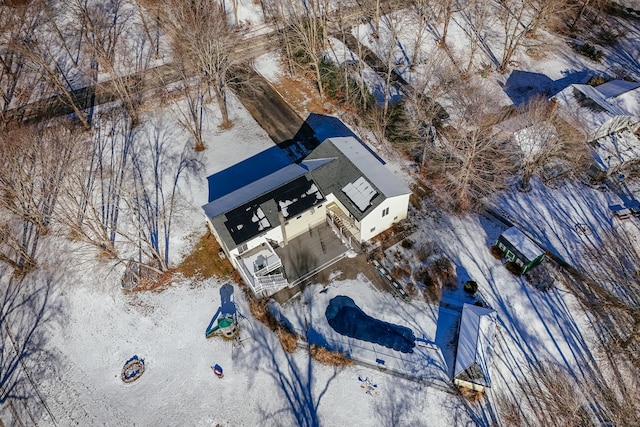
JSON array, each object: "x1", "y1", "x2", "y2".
[{"x1": 276, "y1": 220, "x2": 350, "y2": 286}]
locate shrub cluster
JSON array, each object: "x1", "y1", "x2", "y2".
[{"x1": 571, "y1": 42, "x2": 603, "y2": 62}]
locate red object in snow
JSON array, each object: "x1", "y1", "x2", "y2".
[{"x1": 212, "y1": 364, "x2": 224, "y2": 378}]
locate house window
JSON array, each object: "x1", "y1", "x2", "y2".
[
  {"x1": 382, "y1": 207, "x2": 389, "y2": 217},
  {"x1": 393, "y1": 216, "x2": 398, "y2": 220},
  {"x1": 370, "y1": 227, "x2": 376, "y2": 233},
  {"x1": 498, "y1": 242, "x2": 506, "y2": 251},
  {"x1": 238, "y1": 243, "x2": 248, "y2": 254},
  {"x1": 516, "y1": 259, "x2": 524, "y2": 267}
]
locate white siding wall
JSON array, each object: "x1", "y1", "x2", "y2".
[
  {"x1": 283, "y1": 203, "x2": 327, "y2": 241},
  {"x1": 359, "y1": 194, "x2": 410, "y2": 242}
]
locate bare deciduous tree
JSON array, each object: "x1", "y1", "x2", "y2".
[
  {"x1": 458, "y1": 0, "x2": 495, "y2": 74},
  {"x1": 497, "y1": 359, "x2": 640, "y2": 427},
  {"x1": 162, "y1": 0, "x2": 241, "y2": 128},
  {"x1": 57, "y1": 107, "x2": 135, "y2": 257},
  {"x1": 72, "y1": 0, "x2": 147, "y2": 125},
  {"x1": 0, "y1": 123, "x2": 83, "y2": 274},
  {"x1": 423, "y1": 78, "x2": 517, "y2": 211},
  {"x1": 510, "y1": 96, "x2": 590, "y2": 190},
  {"x1": 268, "y1": 0, "x2": 329, "y2": 101}
]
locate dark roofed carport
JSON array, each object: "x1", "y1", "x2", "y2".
[{"x1": 275, "y1": 221, "x2": 349, "y2": 286}]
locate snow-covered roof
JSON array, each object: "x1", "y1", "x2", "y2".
[
  {"x1": 500, "y1": 227, "x2": 545, "y2": 262},
  {"x1": 553, "y1": 82, "x2": 640, "y2": 136},
  {"x1": 593, "y1": 129, "x2": 640, "y2": 171},
  {"x1": 601, "y1": 81, "x2": 640, "y2": 118},
  {"x1": 596, "y1": 80, "x2": 640, "y2": 99},
  {"x1": 454, "y1": 304, "x2": 497, "y2": 388}
]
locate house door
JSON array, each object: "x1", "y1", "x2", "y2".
[{"x1": 505, "y1": 250, "x2": 516, "y2": 262}]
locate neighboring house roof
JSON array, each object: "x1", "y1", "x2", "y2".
[
  {"x1": 596, "y1": 80, "x2": 640, "y2": 99},
  {"x1": 454, "y1": 303, "x2": 497, "y2": 388},
  {"x1": 500, "y1": 227, "x2": 545, "y2": 262},
  {"x1": 203, "y1": 137, "x2": 411, "y2": 250},
  {"x1": 553, "y1": 81, "x2": 640, "y2": 136},
  {"x1": 593, "y1": 129, "x2": 640, "y2": 171}
]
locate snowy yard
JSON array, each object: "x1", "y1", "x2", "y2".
[{"x1": 2, "y1": 0, "x2": 640, "y2": 425}]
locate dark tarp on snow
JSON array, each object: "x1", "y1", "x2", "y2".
[{"x1": 325, "y1": 295, "x2": 415, "y2": 353}]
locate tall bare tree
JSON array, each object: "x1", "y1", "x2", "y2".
[
  {"x1": 162, "y1": 0, "x2": 241, "y2": 128},
  {"x1": 512, "y1": 96, "x2": 589, "y2": 190},
  {"x1": 0, "y1": 123, "x2": 83, "y2": 274},
  {"x1": 424, "y1": 78, "x2": 517, "y2": 211},
  {"x1": 458, "y1": 0, "x2": 495, "y2": 74},
  {"x1": 71, "y1": 0, "x2": 146, "y2": 124},
  {"x1": 165, "y1": 71, "x2": 207, "y2": 151},
  {"x1": 267, "y1": 0, "x2": 330, "y2": 101}
]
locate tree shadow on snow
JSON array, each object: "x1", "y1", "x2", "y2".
[
  {"x1": 502, "y1": 69, "x2": 591, "y2": 106},
  {"x1": 0, "y1": 265, "x2": 63, "y2": 424},
  {"x1": 237, "y1": 295, "x2": 339, "y2": 427}
]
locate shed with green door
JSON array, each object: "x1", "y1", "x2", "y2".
[{"x1": 495, "y1": 227, "x2": 545, "y2": 274}]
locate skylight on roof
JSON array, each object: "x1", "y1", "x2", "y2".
[{"x1": 342, "y1": 176, "x2": 377, "y2": 211}]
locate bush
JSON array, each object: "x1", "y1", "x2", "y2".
[
  {"x1": 587, "y1": 76, "x2": 609, "y2": 86},
  {"x1": 318, "y1": 59, "x2": 375, "y2": 112},
  {"x1": 401, "y1": 239, "x2": 414, "y2": 249},
  {"x1": 309, "y1": 345, "x2": 353, "y2": 365},
  {"x1": 505, "y1": 261, "x2": 523, "y2": 276},
  {"x1": 384, "y1": 101, "x2": 415, "y2": 145},
  {"x1": 489, "y1": 245, "x2": 503, "y2": 260},
  {"x1": 571, "y1": 42, "x2": 603, "y2": 62},
  {"x1": 464, "y1": 280, "x2": 478, "y2": 295},
  {"x1": 459, "y1": 386, "x2": 484, "y2": 403},
  {"x1": 278, "y1": 328, "x2": 299, "y2": 353},
  {"x1": 432, "y1": 257, "x2": 457, "y2": 289},
  {"x1": 390, "y1": 266, "x2": 411, "y2": 281},
  {"x1": 415, "y1": 256, "x2": 457, "y2": 302},
  {"x1": 597, "y1": 27, "x2": 625, "y2": 47},
  {"x1": 416, "y1": 242, "x2": 439, "y2": 263},
  {"x1": 405, "y1": 281, "x2": 418, "y2": 297}
]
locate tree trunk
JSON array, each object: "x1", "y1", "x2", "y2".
[
  {"x1": 570, "y1": 0, "x2": 590, "y2": 31},
  {"x1": 214, "y1": 83, "x2": 231, "y2": 128}
]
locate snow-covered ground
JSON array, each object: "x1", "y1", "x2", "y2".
[{"x1": 2, "y1": 2, "x2": 639, "y2": 426}]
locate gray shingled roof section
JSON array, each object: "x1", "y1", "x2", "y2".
[
  {"x1": 209, "y1": 198, "x2": 279, "y2": 252},
  {"x1": 306, "y1": 137, "x2": 410, "y2": 220},
  {"x1": 330, "y1": 137, "x2": 411, "y2": 198},
  {"x1": 501, "y1": 227, "x2": 544, "y2": 262},
  {"x1": 454, "y1": 303, "x2": 497, "y2": 387}
]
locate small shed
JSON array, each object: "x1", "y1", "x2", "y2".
[
  {"x1": 496, "y1": 227, "x2": 545, "y2": 274},
  {"x1": 453, "y1": 304, "x2": 497, "y2": 392}
]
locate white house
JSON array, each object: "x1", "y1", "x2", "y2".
[
  {"x1": 202, "y1": 137, "x2": 411, "y2": 297},
  {"x1": 453, "y1": 303, "x2": 497, "y2": 392}
]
